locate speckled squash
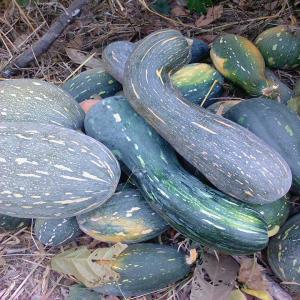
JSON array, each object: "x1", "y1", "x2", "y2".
[
  {"x1": 255, "y1": 25, "x2": 300, "y2": 70},
  {"x1": 0, "y1": 122, "x2": 120, "y2": 218},
  {"x1": 77, "y1": 187, "x2": 169, "y2": 244},
  {"x1": 123, "y1": 29, "x2": 291, "y2": 204},
  {"x1": 267, "y1": 213, "x2": 300, "y2": 295},
  {"x1": 93, "y1": 243, "x2": 191, "y2": 297},
  {"x1": 0, "y1": 215, "x2": 31, "y2": 231},
  {"x1": 210, "y1": 34, "x2": 278, "y2": 98},
  {"x1": 189, "y1": 38, "x2": 209, "y2": 63},
  {"x1": 251, "y1": 195, "x2": 291, "y2": 237},
  {"x1": 85, "y1": 96, "x2": 269, "y2": 254},
  {"x1": 171, "y1": 63, "x2": 224, "y2": 107},
  {"x1": 62, "y1": 68, "x2": 122, "y2": 103},
  {"x1": 0, "y1": 79, "x2": 84, "y2": 129},
  {"x1": 34, "y1": 217, "x2": 82, "y2": 246},
  {"x1": 288, "y1": 79, "x2": 300, "y2": 115},
  {"x1": 224, "y1": 98, "x2": 300, "y2": 193}
]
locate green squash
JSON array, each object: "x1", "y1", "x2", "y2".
[
  {"x1": 189, "y1": 38, "x2": 209, "y2": 63},
  {"x1": 255, "y1": 25, "x2": 300, "y2": 70},
  {"x1": 62, "y1": 68, "x2": 122, "y2": 103},
  {"x1": 93, "y1": 243, "x2": 191, "y2": 297},
  {"x1": 0, "y1": 214, "x2": 31, "y2": 231},
  {"x1": 123, "y1": 29, "x2": 291, "y2": 204},
  {"x1": 0, "y1": 79, "x2": 84, "y2": 129},
  {"x1": 35, "y1": 217, "x2": 82, "y2": 246},
  {"x1": 77, "y1": 187, "x2": 169, "y2": 244},
  {"x1": 171, "y1": 63, "x2": 224, "y2": 107},
  {"x1": 288, "y1": 79, "x2": 300, "y2": 115},
  {"x1": 85, "y1": 96, "x2": 269, "y2": 254},
  {"x1": 0, "y1": 122, "x2": 120, "y2": 218},
  {"x1": 267, "y1": 213, "x2": 300, "y2": 295},
  {"x1": 224, "y1": 98, "x2": 300, "y2": 193},
  {"x1": 211, "y1": 34, "x2": 278, "y2": 98}
]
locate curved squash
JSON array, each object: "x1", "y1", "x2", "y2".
[
  {"x1": 267, "y1": 213, "x2": 300, "y2": 295},
  {"x1": 0, "y1": 79, "x2": 84, "y2": 129},
  {"x1": 62, "y1": 68, "x2": 122, "y2": 103},
  {"x1": 255, "y1": 25, "x2": 300, "y2": 70},
  {"x1": 123, "y1": 29, "x2": 291, "y2": 204},
  {"x1": 210, "y1": 34, "x2": 278, "y2": 98},
  {"x1": 224, "y1": 98, "x2": 300, "y2": 193},
  {"x1": 35, "y1": 217, "x2": 82, "y2": 246},
  {"x1": 85, "y1": 96, "x2": 269, "y2": 254},
  {"x1": 77, "y1": 187, "x2": 169, "y2": 244},
  {"x1": 171, "y1": 63, "x2": 224, "y2": 107},
  {"x1": 0, "y1": 122, "x2": 120, "y2": 218},
  {"x1": 0, "y1": 215, "x2": 31, "y2": 231}
]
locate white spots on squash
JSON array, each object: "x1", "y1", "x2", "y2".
[
  {"x1": 13, "y1": 193, "x2": 23, "y2": 198},
  {"x1": 134, "y1": 144, "x2": 139, "y2": 150},
  {"x1": 272, "y1": 44, "x2": 278, "y2": 51},
  {"x1": 113, "y1": 113, "x2": 122, "y2": 123},
  {"x1": 191, "y1": 122, "x2": 217, "y2": 134},
  {"x1": 137, "y1": 155, "x2": 146, "y2": 168},
  {"x1": 48, "y1": 139, "x2": 65, "y2": 145},
  {"x1": 35, "y1": 170, "x2": 49, "y2": 175},
  {"x1": 0, "y1": 112, "x2": 7, "y2": 116},
  {"x1": 131, "y1": 81, "x2": 140, "y2": 99},
  {"x1": 15, "y1": 134, "x2": 32, "y2": 140},
  {"x1": 141, "y1": 229, "x2": 153, "y2": 234},
  {"x1": 54, "y1": 197, "x2": 92, "y2": 204},
  {"x1": 147, "y1": 108, "x2": 166, "y2": 125},
  {"x1": 32, "y1": 81, "x2": 42, "y2": 86},
  {"x1": 54, "y1": 164, "x2": 73, "y2": 172},
  {"x1": 60, "y1": 175, "x2": 86, "y2": 181},
  {"x1": 22, "y1": 205, "x2": 33, "y2": 208},
  {"x1": 17, "y1": 173, "x2": 41, "y2": 178},
  {"x1": 82, "y1": 171, "x2": 106, "y2": 182},
  {"x1": 126, "y1": 136, "x2": 131, "y2": 142},
  {"x1": 16, "y1": 158, "x2": 38, "y2": 165},
  {"x1": 0, "y1": 158, "x2": 6, "y2": 163},
  {"x1": 1, "y1": 191, "x2": 12, "y2": 195},
  {"x1": 31, "y1": 195, "x2": 41, "y2": 199}
]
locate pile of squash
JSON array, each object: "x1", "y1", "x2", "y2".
[{"x1": 0, "y1": 24, "x2": 299, "y2": 298}]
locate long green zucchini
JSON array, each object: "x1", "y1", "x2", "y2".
[
  {"x1": 122, "y1": 29, "x2": 291, "y2": 204},
  {"x1": 85, "y1": 96, "x2": 269, "y2": 254}
]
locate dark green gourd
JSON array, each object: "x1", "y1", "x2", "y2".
[
  {"x1": 211, "y1": 34, "x2": 278, "y2": 98},
  {"x1": 0, "y1": 79, "x2": 84, "y2": 129},
  {"x1": 267, "y1": 213, "x2": 300, "y2": 295},
  {"x1": 77, "y1": 187, "x2": 169, "y2": 244},
  {"x1": 224, "y1": 98, "x2": 300, "y2": 193},
  {"x1": 85, "y1": 96, "x2": 269, "y2": 254},
  {"x1": 255, "y1": 25, "x2": 300, "y2": 70},
  {"x1": 123, "y1": 29, "x2": 291, "y2": 204},
  {"x1": 0, "y1": 215, "x2": 31, "y2": 231},
  {"x1": 62, "y1": 68, "x2": 122, "y2": 103},
  {"x1": 189, "y1": 38, "x2": 209, "y2": 63},
  {"x1": 35, "y1": 217, "x2": 82, "y2": 246},
  {"x1": 0, "y1": 122, "x2": 120, "y2": 218},
  {"x1": 288, "y1": 79, "x2": 300, "y2": 115}
]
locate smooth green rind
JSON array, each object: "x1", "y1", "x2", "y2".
[
  {"x1": 35, "y1": 217, "x2": 82, "y2": 246},
  {"x1": 0, "y1": 122, "x2": 120, "y2": 218},
  {"x1": 211, "y1": 34, "x2": 278, "y2": 97},
  {"x1": 171, "y1": 63, "x2": 224, "y2": 107},
  {"x1": 62, "y1": 68, "x2": 122, "y2": 103},
  {"x1": 267, "y1": 213, "x2": 300, "y2": 295},
  {"x1": 255, "y1": 25, "x2": 300, "y2": 70},
  {"x1": 93, "y1": 243, "x2": 191, "y2": 297},
  {"x1": 224, "y1": 98, "x2": 300, "y2": 193},
  {"x1": 0, "y1": 214, "x2": 31, "y2": 231},
  {"x1": 77, "y1": 187, "x2": 169, "y2": 244},
  {"x1": 288, "y1": 80, "x2": 300, "y2": 115},
  {"x1": 123, "y1": 29, "x2": 291, "y2": 204},
  {"x1": 0, "y1": 79, "x2": 84, "y2": 129},
  {"x1": 85, "y1": 96, "x2": 269, "y2": 254}
]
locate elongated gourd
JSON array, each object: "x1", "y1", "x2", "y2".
[
  {"x1": 211, "y1": 34, "x2": 278, "y2": 98},
  {"x1": 123, "y1": 29, "x2": 291, "y2": 204},
  {"x1": 0, "y1": 79, "x2": 84, "y2": 129},
  {"x1": 0, "y1": 215, "x2": 31, "y2": 231},
  {"x1": 0, "y1": 122, "x2": 120, "y2": 218},
  {"x1": 62, "y1": 68, "x2": 122, "y2": 103},
  {"x1": 77, "y1": 187, "x2": 169, "y2": 244},
  {"x1": 34, "y1": 217, "x2": 82, "y2": 246},
  {"x1": 85, "y1": 96, "x2": 269, "y2": 254},
  {"x1": 224, "y1": 98, "x2": 300, "y2": 193},
  {"x1": 255, "y1": 25, "x2": 300, "y2": 70}
]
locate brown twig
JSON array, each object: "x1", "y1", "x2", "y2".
[{"x1": 0, "y1": 0, "x2": 89, "y2": 78}]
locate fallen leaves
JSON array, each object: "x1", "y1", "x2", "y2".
[
  {"x1": 171, "y1": 6, "x2": 189, "y2": 16},
  {"x1": 65, "y1": 48, "x2": 104, "y2": 69},
  {"x1": 195, "y1": 5, "x2": 223, "y2": 27}
]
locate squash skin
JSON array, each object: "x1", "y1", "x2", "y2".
[
  {"x1": 255, "y1": 25, "x2": 300, "y2": 70},
  {"x1": 210, "y1": 34, "x2": 278, "y2": 98},
  {"x1": 34, "y1": 217, "x2": 82, "y2": 246},
  {"x1": 0, "y1": 79, "x2": 84, "y2": 129},
  {"x1": 171, "y1": 63, "x2": 224, "y2": 107},
  {"x1": 85, "y1": 96, "x2": 269, "y2": 254},
  {"x1": 123, "y1": 29, "x2": 291, "y2": 204},
  {"x1": 267, "y1": 213, "x2": 300, "y2": 295},
  {"x1": 0, "y1": 215, "x2": 31, "y2": 231},
  {"x1": 189, "y1": 38, "x2": 209, "y2": 63},
  {"x1": 288, "y1": 80, "x2": 300, "y2": 115},
  {"x1": 77, "y1": 187, "x2": 169, "y2": 244},
  {"x1": 62, "y1": 68, "x2": 122, "y2": 103},
  {"x1": 0, "y1": 122, "x2": 120, "y2": 218},
  {"x1": 224, "y1": 98, "x2": 300, "y2": 193},
  {"x1": 93, "y1": 243, "x2": 191, "y2": 297}
]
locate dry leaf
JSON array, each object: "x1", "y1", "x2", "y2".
[
  {"x1": 190, "y1": 254, "x2": 239, "y2": 300},
  {"x1": 51, "y1": 243, "x2": 128, "y2": 288},
  {"x1": 171, "y1": 6, "x2": 188, "y2": 16},
  {"x1": 264, "y1": 1, "x2": 279, "y2": 10},
  {"x1": 238, "y1": 257, "x2": 268, "y2": 290},
  {"x1": 65, "y1": 48, "x2": 104, "y2": 69},
  {"x1": 195, "y1": 5, "x2": 223, "y2": 27}
]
